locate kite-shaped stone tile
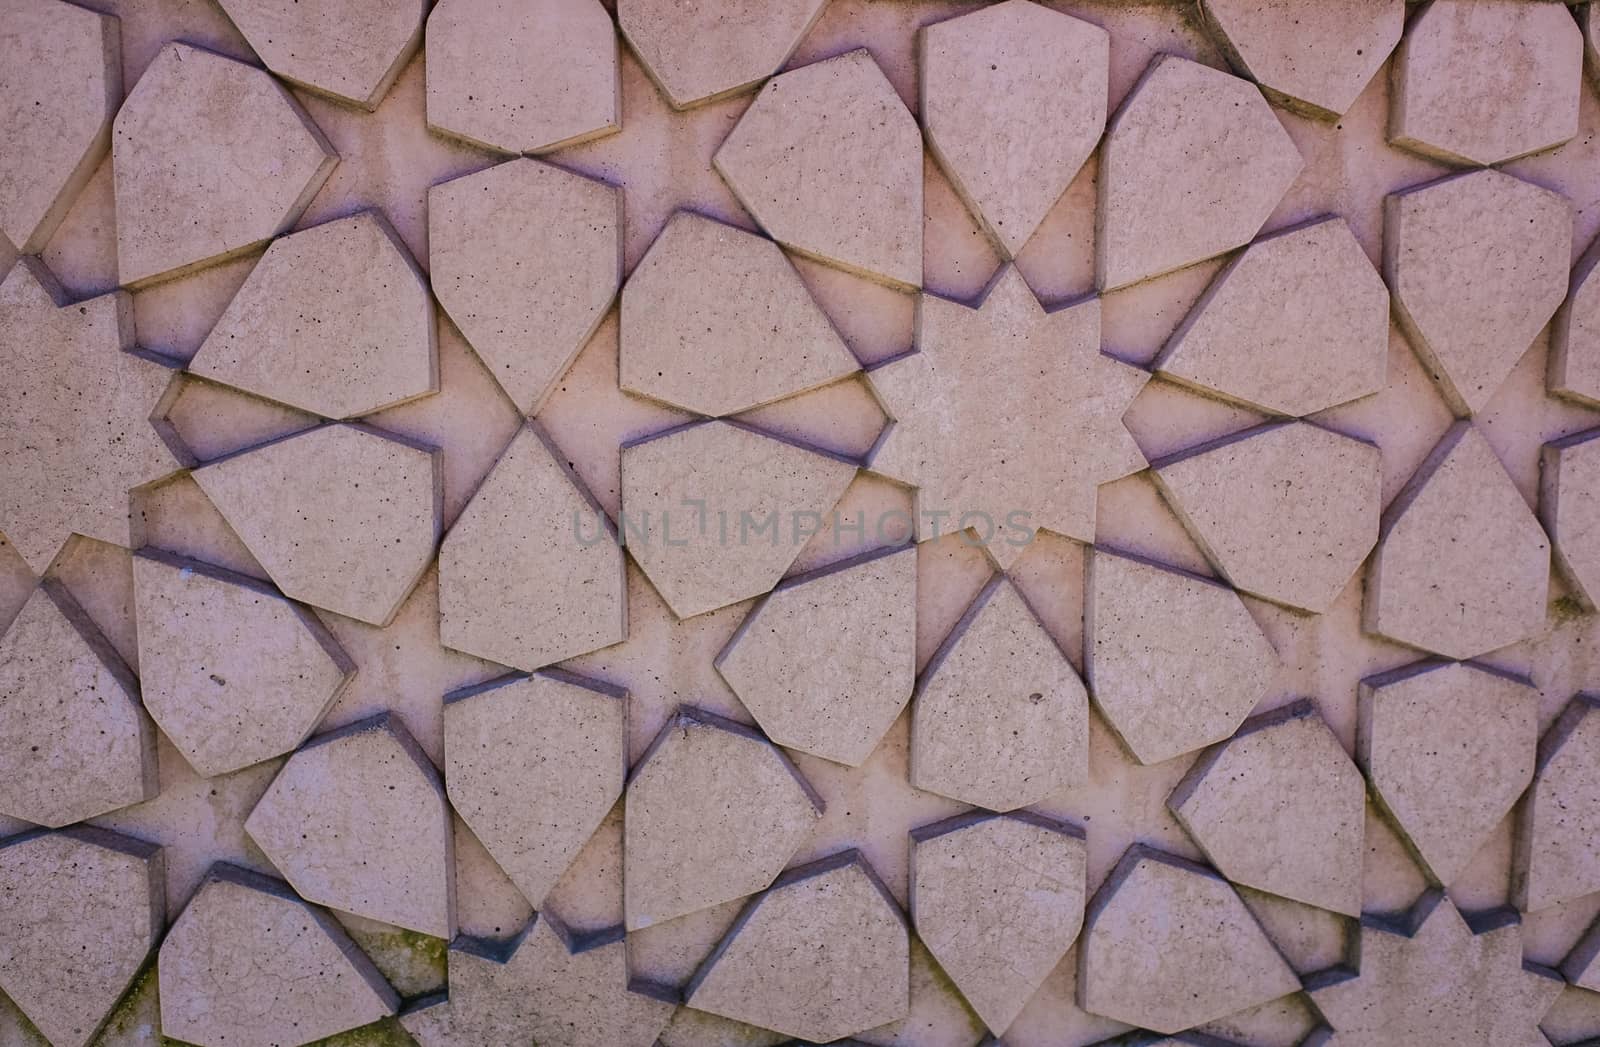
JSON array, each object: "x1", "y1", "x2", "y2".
[
  {"x1": 1390, "y1": 0, "x2": 1582, "y2": 167},
  {"x1": 1514, "y1": 693, "x2": 1600, "y2": 912},
  {"x1": 216, "y1": 0, "x2": 425, "y2": 110},
  {"x1": 1542, "y1": 427, "x2": 1600, "y2": 611},
  {"x1": 0, "y1": 0, "x2": 119, "y2": 253},
  {"x1": 716, "y1": 545, "x2": 916, "y2": 767},
  {"x1": 1385, "y1": 170, "x2": 1572, "y2": 416},
  {"x1": 132, "y1": 548, "x2": 354, "y2": 778},
  {"x1": 1079, "y1": 846, "x2": 1299, "y2": 1035},
  {"x1": 869, "y1": 267, "x2": 1147, "y2": 567},
  {"x1": 625, "y1": 707, "x2": 823, "y2": 929},
  {"x1": 621, "y1": 211, "x2": 860, "y2": 416},
  {"x1": 0, "y1": 581, "x2": 155, "y2": 827},
  {"x1": 687, "y1": 850, "x2": 910, "y2": 1043},
  {"x1": 0, "y1": 827, "x2": 163, "y2": 1047},
  {"x1": 159, "y1": 864, "x2": 398, "y2": 1047},
  {"x1": 619, "y1": 420, "x2": 856, "y2": 619},
  {"x1": 910, "y1": 812, "x2": 1087, "y2": 1035},
  {"x1": 1308, "y1": 892, "x2": 1562, "y2": 1046},
  {"x1": 1366, "y1": 423, "x2": 1549, "y2": 659},
  {"x1": 714, "y1": 49, "x2": 923, "y2": 289},
  {"x1": 425, "y1": 0, "x2": 618, "y2": 154},
  {"x1": 920, "y1": 1, "x2": 1108, "y2": 257},
  {"x1": 1097, "y1": 54, "x2": 1302, "y2": 292},
  {"x1": 1552, "y1": 239, "x2": 1600, "y2": 408},
  {"x1": 1157, "y1": 218, "x2": 1389, "y2": 417},
  {"x1": 443, "y1": 669, "x2": 625, "y2": 909},
  {"x1": 1170, "y1": 701, "x2": 1364, "y2": 916},
  {"x1": 439, "y1": 424, "x2": 624, "y2": 670},
  {"x1": 1358, "y1": 660, "x2": 1537, "y2": 887},
  {"x1": 111, "y1": 42, "x2": 337, "y2": 288},
  {"x1": 244, "y1": 713, "x2": 455, "y2": 938},
  {"x1": 912, "y1": 575, "x2": 1088, "y2": 811},
  {"x1": 193, "y1": 423, "x2": 441, "y2": 627},
  {"x1": 619, "y1": 0, "x2": 827, "y2": 109},
  {"x1": 1153, "y1": 422, "x2": 1381, "y2": 614},
  {"x1": 1086, "y1": 548, "x2": 1279, "y2": 766},
  {"x1": 429, "y1": 158, "x2": 622, "y2": 415}
]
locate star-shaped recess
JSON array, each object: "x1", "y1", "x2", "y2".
[{"x1": 867, "y1": 266, "x2": 1147, "y2": 568}]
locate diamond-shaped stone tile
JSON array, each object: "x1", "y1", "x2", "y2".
[
  {"x1": 1514, "y1": 693, "x2": 1600, "y2": 912},
  {"x1": 1541, "y1": 427, "x2": 1600, "y2": 611},
  {"x1": 111, "y1": 42, "x2": 338, "y2": 288},
  {"x1": 216, "y1": 0, "x2": 426, "y2": 110},
  {"x1": 619, "y1": 0, "x2": 827, "y2": 109},
  {"x1": 1552, "y1": 238, "x2": 1600, "y2": 408}
]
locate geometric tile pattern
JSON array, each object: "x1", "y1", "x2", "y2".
[{"x1": 1515, "y1": 693, "x2": 1600, "y2": 913}]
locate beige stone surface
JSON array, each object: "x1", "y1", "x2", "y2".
[
  {"x1": 1564, "y1": 915, "x2": 1600, "y2": 992},
  {"x1": 216, "y1": 0, "x2": 425, "y2": 110},
  {"x1": 111, "y1": 42, "x2": 338, "y2": 288},
  {"x1": 714, "y1": 49, "x2": 922, "y2": 289},
  {"x1": 1086, "y1": 548, "x2": 1279, "y2": 767},
  {"x1": 1514, "y1": 693, "x2": 1600, "y2": 912},
  {"x1": 619, "y1": 0, "x2": 826, "y2": 109},
  {"x1": 1544, "y1": 426, "x2": 1600, "y2": 612},
  {"x1": 1385, "y1": 169, "x2": 1573, "y2": 416},
  {"x1": 687, "y1": 850, "x2": 910, "y2": 1042},
  {"x1": 1552, "y1": 236, "x2": 1600, "y2": 408},
  {"x1": 244, "y1": 713, "x2": 455, "y2": 938}
]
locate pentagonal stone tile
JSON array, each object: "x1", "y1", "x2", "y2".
[
  {"x1": 921, "y1": 1, "x2": 1108, "y2": 257},
  {"x1": 1386, "y1": 170, "x2": 1572, "y2": 416},
  {"x1": 0, "y1": 0, "x2": 119, "y2": 253},
  {"x1": 1391, "y1": 0, "x2": 1583, "y2": 167},
  {"x1": 910, "y1": 812, "x2": 1087, "y2": 1035},
  {"x1": 912, "y1": 575, "x2": 1088, "y2": 811},
  {"x1": 159, "y1": 864, "x2": 398, "y2": 1047},
  {"x1": 687, "y1": 851, "x2": 909, "y2": 1043},
  {"x1": 1515, "y1": 693, "x2": 1600, "y2": 912},
  {"x1": 216, "y1": 0, "x2": 425, "y2": 110},
  {"x1": 0, "y1": 582, "x2": 155, "y2": 827},
  {"x1": 1358, "y1": 660, "x2": 1537, "y2": 886},
  {"x1": 1542, "y1": 427, "x2": 1600, "y2": 611},
  {"x1": 443, "y1": 669, "x2": 624, "y2": 909},
  {"x1": 1153, "y1": 422, "x2": 1381, "y2": 614},
  {"x1": 619, "y1": 0, "x2": 826, "y2": 109},
  {"x1": 244, "y1": 713, "x2": 455, "y2": 937},
  {"x1": 439, "y1": 424, "x2": 624, "y2": 670},
  {"x1": 429, "y1": 158, "x2": 621, "y2": 414},
  {"x1": 1086, "y1": 548, "x2": 1279, "y2": 767},
  {"x1": 425, "y1": 0, "x2": 618, "y2": 154},
  {"x1": 716, "y1": 545, "x2": 916, "y2": 767},
  {"x1": 1157, "y1": 218, "x2": 1389, "y2": 417},
  {"x1": 1169, "y1": 700, "x2": 1364, "y2": 915},
  {"x1": 1079, "y1": 846, "x2": 1299, "y2": 1035},
  {"x1": 0, "y1": 827, "x2": 162, "y2": 1047},
  {"x1": 625, "y1": 707, "x2": 822, "y2": 929},
  {"x1": 188, "y1": 211, "x2": 436, "y2": 420},
  {"x1": 715, "y1": 49, "x2": 923, "y2": 289},
  {"x1": 111, "y1": 42, "x2": 338, "y2": 288},
  {"x1": 619, "y1": 420, "x2": 856, "y2": 619},
  {"x1": 192, "y1": 423, "x2": 441, "y2": 627},
  {"x1": 1097, "y1": 54, "x2": 1302, "y2": 292},
  {"x1": 1367, "y1": 423, "x2": 1549, "y2": 659},
  {"x1": 1552, "y1": 239, "x2": 1600, "y2": 408},
  {"x1": 620, "y1": 211, "x2": 859, "y2": 416}
]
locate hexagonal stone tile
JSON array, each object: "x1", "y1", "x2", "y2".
[
  {"x1": 1358, "y1": 659, "x2": 1537, "y2": 886},
  {"x1": 1541, "y1": 427, "x2": 1600, "y2": 610},
  {"x1": 159, "y1": 864, "x2": 398, "y2": 1047},
  {"x1": 0, "y1": 582, "x2": 155, "y2": 827},
  {"x1": 244, "y1": 713, "x2": 454, "y2": 938},
  {"x1": 716, "y1": 545, "x2": 916, "y2": 767},
  {"x1": 1169, "y1": 700, "x2": 1364, "y2": 915},
  {"x1": 0, "y1": 0, "x2": 119, "y2": 253},
  {"x1": 1097, "y1": 54, "x2": 1302, "y2": 292},
  {"x1": 111, "y1": 42, "x2": 338, "y2": 288},
  {"x1": 1367, "y1": 423, "x2": 1549, "y2": 659},
  {"x1": 1079, "y1": 846, "x2": 1299, "y2": 1035},
  {"x1": 921, "y1": 1, "x2": 1108, "y2": 257},
  {"x1": 0, "y1": 827, "x2": 162, "y2": 1047},
  {"x1": 1086, "y1": 548, "x2": 1279, "y2": 767},
  {"x1": 1552, "y1": 238, "x2": 1600, "y2": 408},
  {"x1": 1391, "y1": 0, "x2": 1583, "y2": 167},
  {"x1": 619, "y1": 0, "x2": 826, "y2": 109},
  {"x1": 1152, "y1": 421, "x2": 1381, "y2": 614},
  {"x1": 216, "y1": 0, "x2": 426, "y2": 110},
  {"x1": 715, "y1": 49, "x2": 923, "y2": 289},
  {"x1": 188, "y1": 211, "x2": 436, "y2": 420},
  {"x1": 193, "y1": 423, "x2": 441, "y2": 627},
  {"x1": 687, "y1": 850, "x2": 910, "y2": 1043},
  {"x1": 1514, "y1": 693, "x2": 1600, "y2": 912},
  {"x1": 429, "y1": 158, "x2": 621, "y2": 415},
  {"x1": 1157, "y1": 217, "x2": 1389, "y2": 417},
  {"x1": 425, "y1": 0, "x2": 618, "y2": 154},
  {"x1": 1386, "y1": 170, "x2": 1572, "y2": 416},
  {"x1": 443, "y1": 669, "x2": 624, "y2": 909},
  {"x1": 625, "y1": 707, "x2": 822, "y2": 929},
  {"x1": 912, "y1": 575, "x2": 1088, "y2": 811}
]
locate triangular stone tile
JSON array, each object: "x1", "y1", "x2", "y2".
[
  {"x1": 216, "y1": 0, "x2": 425, "y2": 110},
  {"x1": 619, "y1": 0, "x2": 827, "y2": 109},
  {"x1": 1514, "y1": 693, "x2": 1600, "y2": 912},
  {"x1": 1540, "y1": 427, "x2": 1600, "y2": 611},
  {"x1": 1551, "y1": 238, "x2": 1600, "y2": 408}
]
